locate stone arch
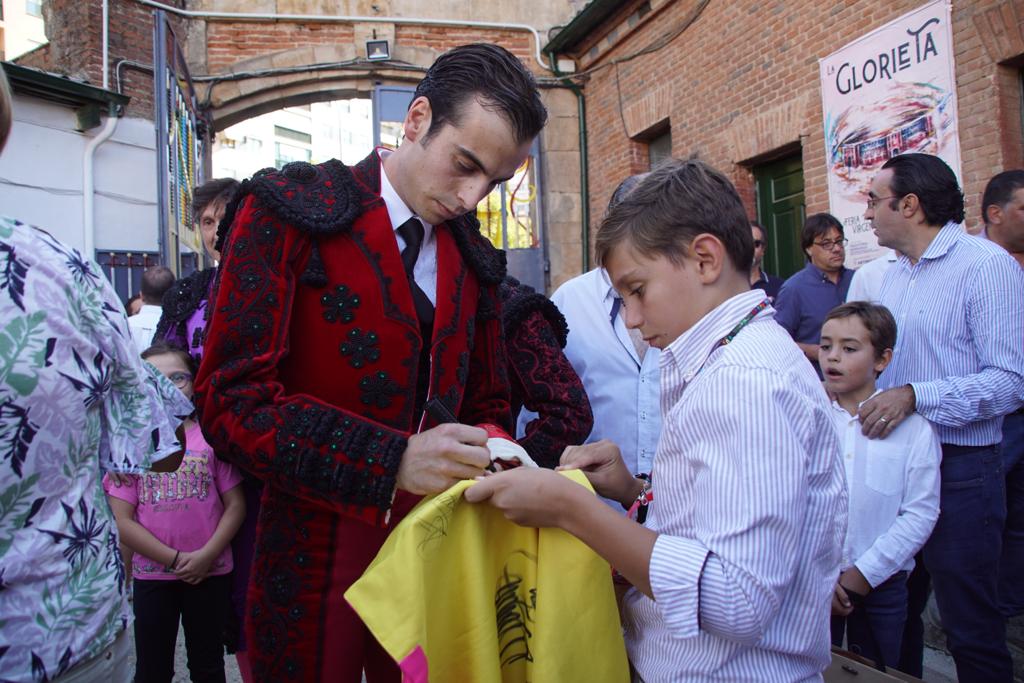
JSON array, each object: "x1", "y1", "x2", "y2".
[
  {"x1": 202, "y1": 43, "x2": 441, "y2": 130},
  {"x1": 194, "y1": 38, "x2": 584, "y2": 289}
]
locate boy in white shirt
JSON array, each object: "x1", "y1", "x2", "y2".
[{"x1": 819, "y1": 302, "x2": 941, "y2": 670}]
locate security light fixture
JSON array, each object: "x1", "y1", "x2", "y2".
[{"x1": 366, "y1": 40, "x2": 390, "y2": 61}]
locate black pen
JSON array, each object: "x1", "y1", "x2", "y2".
[
  {"x1": 424, "y1": 396, "x2": 458, "y2": 424},
  {"x1": 423, "y1": 397, "x2": 497, "y2": 473}
]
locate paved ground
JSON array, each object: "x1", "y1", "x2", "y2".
[
  {"x1": 922, "y1": 645, "x2": 957, "y2": 682},
  {"x1": 157, "y1": 641, "x2": 954, "y2": 683},
  {"x1": 131, "y1": 603, "x2": 1024, "y2": 682},
  {"x1": 158, "y1": 626, "x2": 949, "y2": 683},
  {"x1": 152, "y1": 628, "x2": 961, "y2": 683},
  {"x1": 918, "y1": 599, "x2": 1024, "y2": 682},
  {"x1": 171, "y1": 630, "x2": 243, "y2": 683},
  {"x1": 126, "y1": 624, "x2": 242, "y2": 682}
]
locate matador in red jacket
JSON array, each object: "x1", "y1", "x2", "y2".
[{"x1": 195, "y1": 44, "x2": 547, "y2": 682}]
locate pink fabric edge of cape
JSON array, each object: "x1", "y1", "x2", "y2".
[{"x1": 399, "y1": 645, "x2": 428, "y2": 683}]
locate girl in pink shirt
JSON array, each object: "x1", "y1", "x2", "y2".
[{"x1": 105, "y1": 344, "x2": 245, "y2": 683}]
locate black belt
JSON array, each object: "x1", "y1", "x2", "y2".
[{"x1": 941, "y1": 443, "x2": 997, "y2": 456}]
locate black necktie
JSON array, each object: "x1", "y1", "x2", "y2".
[{"x1": 397, "y1": 218, "x2": 434, "y2": 326}]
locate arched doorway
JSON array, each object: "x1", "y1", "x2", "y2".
[{"x1": 205, "y1": 71, "x2": 548, "y2": 292}]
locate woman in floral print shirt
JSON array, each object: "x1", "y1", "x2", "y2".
[{"x1": 0, "y1": 72, "x2": 192, "y2": 682}]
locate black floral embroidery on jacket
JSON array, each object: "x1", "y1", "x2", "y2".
[
  {"x1": 359, "y1": 370, "x2": 401, "y2": 409},
  {"x1": 339, "y1": 328, "x2": 381, "y2": 369},
  {"x1": 320, "y1": 285, "x2": 360, "y2": 324}
]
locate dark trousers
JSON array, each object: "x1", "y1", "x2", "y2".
[
  {"x1": 133, "y1": 574, "x2": 232, "y2": 683},
  {"x1": 831, "y1": 571, "x2": 908, "y2": 670},
  {"x1": 999, "y1": 411, "x2": 1024, "y2": 617},
  {"x1": 897, "y1": 557, "x2": 930, "y2": 678},
  {"x1": 923, "y1": 443, "x2": 1012, "y2": 683}
]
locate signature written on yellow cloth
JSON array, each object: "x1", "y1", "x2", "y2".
[{"x1": 345, "y1": 470, "x2": 630, "y2": 682}]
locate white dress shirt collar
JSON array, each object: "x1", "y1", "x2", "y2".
[
  {"x1": 897, "y1": 220, "x2": 962, "y2": 269},
  {"x1": 377, "y1": 148, "x2": 438, "y2": 305},
  {"x1": 600, "y1": 268, "x2": 651, "y2": 366},
  {"x1": 599, "y1": 268, "x2": 616, "y2": 300},
  {"x1": 919, "y1": 220, "x2": 964, "y2": 261},
  {"x1": 829, "y1": 388, "x2": 883, "y2": 420}
]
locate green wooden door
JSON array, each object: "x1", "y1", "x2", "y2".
[{"x1": 755, "y1": 155, "x2": 806, "y2": 279}]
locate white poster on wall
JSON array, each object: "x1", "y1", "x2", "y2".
[{"x1": 819, "y1": 0, "x2": 961, "y2": 268}]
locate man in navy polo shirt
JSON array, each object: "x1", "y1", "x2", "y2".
[{"x1": 774, "y1": 213, "x2": 854, "y2": 376}]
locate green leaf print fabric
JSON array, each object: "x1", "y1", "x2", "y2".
[{"x1": 0, "y1": 216, "x2": 192, "y2": 682}]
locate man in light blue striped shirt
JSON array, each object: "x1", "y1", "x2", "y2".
[
  {"x1": 859, "y1": 153, "x2": 1024, "y2": 682},
  {"x1": 468, "y1": 160, "x2": 847, "y2": 681}
]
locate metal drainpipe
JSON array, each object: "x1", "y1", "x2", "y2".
[
  {"x1": 85, "y1": 0, "x2": 112, "y2": 261},
  {"x1": 83, "y1": 106, "x2": 119, "y2": 261},
  {"x1": 102, "y1": 0, "x2": 110, "y2": 89},
  {"x1": 547, "y1": 51, "x2": 589, "y2": 272}
]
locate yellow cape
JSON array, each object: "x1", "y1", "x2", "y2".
[{"x1": 345, "y1": 470, "x2": 630, "y2": 682}]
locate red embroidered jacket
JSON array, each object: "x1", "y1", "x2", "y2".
[{"x1": 194, "y1": 152, "x2": 511, "y2": 680}]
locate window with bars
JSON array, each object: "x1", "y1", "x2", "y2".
[
  {"x1": 95, "y1": 251, "x2": 198, "y2": 305},
  {"x1": 475, "y1": 155, "x2": 540, "y2": 251}
]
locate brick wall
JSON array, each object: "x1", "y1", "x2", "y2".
[
  {"x1": 13, "y1": 2, "x2": 583, "y2": 290},
  {"x1": 198, "y1": 17, "x2": 577, "y2": 289},
  {"x1": 15, "y1": 0, "x2": 188, "y2": 118},
  {"x1": 571, "y1": 0, "x2": 1024, "y2": 253},
  {"x1": 109, "y1": 0, "x2": 189, "y2": 117},
  {"x1": 392, "y1": 25, "x2": 535, "y2": 65},
  {"x1": 205, "y1": 22, "x2": 358, "y2": 73}
]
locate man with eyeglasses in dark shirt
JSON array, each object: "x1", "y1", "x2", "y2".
[
  {"x1": 749, "y1": 221, "x2": 785, "y2": 301},
  {"x1": 774, "y1": 213, "x2": 854, "y2": 376}
]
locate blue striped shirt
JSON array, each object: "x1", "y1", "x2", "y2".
[
  {"x1": 878, "y1": 223, "x2": 1024, "y2": 446},
  {"x1": 622, "y1": 289, "x2": 847, "y2": 682}
]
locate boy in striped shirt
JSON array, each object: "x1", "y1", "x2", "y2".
[{"x1": 468, "y1": 159, "x2": 847, "y2": 681}]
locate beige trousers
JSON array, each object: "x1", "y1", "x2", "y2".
[{"x1": 53, "y1": 628, "x2": 132, "y2": 683}]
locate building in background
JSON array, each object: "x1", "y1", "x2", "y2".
[
  {"x1": 545, "y1": 0, "x2": 1024, "y2": 280},
  {"x1": 0, "y1": 61, "x2": 164, "y2": 302},
  {"x1": 7, "y1": 0, "x2": 1023, "y2": 290},
  {"x1": 13, "y1": 0, "x2": 587, "y2": 294},
  {"x1": 1, "y1": 0, "x2": 47, "y2": 61},
  {"x1": 212, "y1": 99, "x2": 374, "y2": 180}
]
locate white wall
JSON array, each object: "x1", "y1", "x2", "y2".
[
  {"x1": 0, "y1": 93, "x2": 159, "y2": 257},
  {"x1": 2, "y1": 0, "x2": 47, "y2": 61}
]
